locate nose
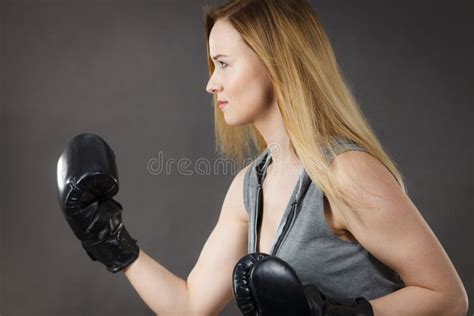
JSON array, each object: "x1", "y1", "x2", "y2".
[{"x1": 206, "y1": 76, "x2": 223, "y2": 95}]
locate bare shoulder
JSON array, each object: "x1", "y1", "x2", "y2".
[
  {"x1": 330, "y1": 150, "x2": 400, "y2": 202},
  {"x1": 327, "y1": 150, "x2": 401, "y2": 233},
  {"x1": 329, "y1": 150, "x2": 400, "y2": 209},
  {"x1": 331, "y1": 150, "x2": 384, "y2": 177},
  {"x1": 220, "y1": 163, "x2": 252, "y2": 223}
]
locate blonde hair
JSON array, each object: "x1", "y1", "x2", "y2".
[{"x1": 203, "y1": 0, "x2": 407, "y2": 219}]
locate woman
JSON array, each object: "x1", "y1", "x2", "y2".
[{"x1": 56, "y1": 0, "x2": 468, "y2": 315}]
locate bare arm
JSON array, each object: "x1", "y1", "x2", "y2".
[
  {"x1": 123, "y1": 249, "x2": 189, "y2": 315},
  {"x1": 330, "y1": 151, "x2": 469, "y2": 316},
  {"x1": 186, "y1": 165, "x2": 249, "y2": 315},
  {"x1": 123, "y1": 166, "x2": 250, "y2": 316}
]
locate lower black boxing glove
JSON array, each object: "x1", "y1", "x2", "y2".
[
  {"x1": 56, "y1": 133, "x2": 139, "y2": 273},
  {"x1": 232, "y1": 253, "x2": 373, "y2": 316}
]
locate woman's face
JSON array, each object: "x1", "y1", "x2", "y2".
[{"x1": 206, "y1": 19, "x2": 275, "y2": 126}]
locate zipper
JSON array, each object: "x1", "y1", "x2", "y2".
[
  {"x1": 271, "y1": 201, "x2": 298, "y2": 256},
  {"x1": 252, "y1": 184, "x2": 262, "y2": 253}
]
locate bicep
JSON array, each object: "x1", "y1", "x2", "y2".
[
  {"x1": 332, "y1": 152, "x2": 466, "y2": 298},
  {"x1": 186, "y1": 167, "x2": 249, "y2": 316}
]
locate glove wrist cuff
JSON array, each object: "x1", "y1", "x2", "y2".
[
  {"x1": 303, "y1": 284, "x2": 374, "y2": 316},
  {"x1": 82, "y1": 224, "x2": 139, "y2": 273},
  {"x1": 324, "y1": 296, "x2": 374, "y2": 316}
]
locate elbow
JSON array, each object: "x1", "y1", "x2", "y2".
[
  {"x1": 455, "y1": 285, "x2": 469, "y2": 316},
  {"x1": 443, "y1": 289, "x2": 469, "y2": 316},
  {"x1": 452, "y1": 298, "x2": 469, "y2": 316},
  {"x1": 457, "y1": 292, "x2": 469, "y2": 316}
]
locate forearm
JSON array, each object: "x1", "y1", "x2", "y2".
[
  {"x1": 123, "y1": 248, "x2": 191, "y2": 315},
  {"x1": 370, "y1": 285, "x2": 467, "y2": 316}
]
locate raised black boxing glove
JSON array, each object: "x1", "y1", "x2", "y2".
[
  {"x1": 232, "y1": 253, "x2": 374, "y2": 316},
  {"x1": 56, "y1": 133, "x2": 139, "y2": 273}
]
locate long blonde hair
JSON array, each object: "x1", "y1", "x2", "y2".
[{"x1": 203, "y1": 0, "x2": 406, "y2": 218}]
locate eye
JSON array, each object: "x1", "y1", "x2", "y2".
[{"x1": 218, "y1": 61, "x2": 228, "y2": 69}]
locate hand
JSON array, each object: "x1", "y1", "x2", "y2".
[
  {"x1": 232, "y1": 253, "x2": 373, "y2": 316},
  {"x1": 56, "y1": 133, "x2": 139, "y2": 273}
]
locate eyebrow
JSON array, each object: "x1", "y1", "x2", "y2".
[{"x1": 211, "y1": 54, "x2": 228, "y2": 60}]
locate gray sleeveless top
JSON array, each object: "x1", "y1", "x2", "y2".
[{"x1": 243, "y1": 138, "x2": 405, "y2": 300}]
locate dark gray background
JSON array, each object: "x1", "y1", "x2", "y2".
[{"x1": 1, "y1": 0, "x2": 472, "y2": 315}]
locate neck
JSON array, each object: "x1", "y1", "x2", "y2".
[{"x1": 253, "y1": 102, "x2": 302, "y2": 176}]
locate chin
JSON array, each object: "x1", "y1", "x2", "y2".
[
  {"x1": 224, "y1": 118, "x2": 245, "y2": 126},
  {"x1": 223, "y1": 114, "x2": 249, "y2": 126}
]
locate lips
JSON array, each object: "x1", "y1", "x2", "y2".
[{"x1": 218, "y1": 100, "x2": 228, "y2": 109}]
